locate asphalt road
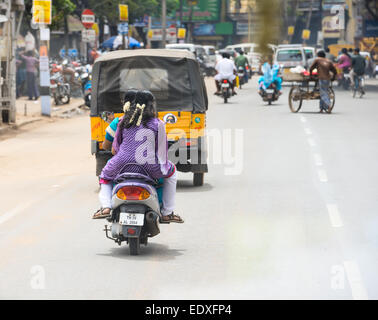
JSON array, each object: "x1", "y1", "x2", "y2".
[{"x1": 0, "y1": 78, "x2": 377, "y2": 299}]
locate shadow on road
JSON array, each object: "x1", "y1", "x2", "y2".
[
  {"x1": 176, "y1": 180, "x2": 214, "y2": 193},
  {"x1": 298, "y1": 111, "x2": 341, "y2": 115},
  {"x1": 97, "y1": 243, "x2": 185, "y2": 261}
]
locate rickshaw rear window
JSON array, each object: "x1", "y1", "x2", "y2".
[{"x1": 97, "y1": 57, "x2": 195, "y2": 113}]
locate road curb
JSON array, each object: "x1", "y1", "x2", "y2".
[{"x1": 0, "y1": 117, "x2": 44, "y2": 136}]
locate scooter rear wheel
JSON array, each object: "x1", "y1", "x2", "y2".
[{"x1": 129, "y1": 238, "x2": 141, "y2": 255}]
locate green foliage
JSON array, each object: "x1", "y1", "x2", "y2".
[{"x1": 22, "y1": 0, "x2": 76, "y2": 30}]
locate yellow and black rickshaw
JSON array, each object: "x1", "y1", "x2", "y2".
[{"x1": 90, "y1": 49, "x2": 208, "y2": 186}]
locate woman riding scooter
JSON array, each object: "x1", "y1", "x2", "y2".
[{"x1": 93, "y1": 90, "x2": 184, "y2": 223}]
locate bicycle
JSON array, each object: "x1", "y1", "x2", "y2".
[{"x1": 351, "y1": 73, "x2": 365, "y2": 98}]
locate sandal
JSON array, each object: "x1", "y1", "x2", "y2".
[
  {"x1": 92, "y1": 208, "x2": 111, "y2": 219},
  {"x1": 161, "y1": 213, "x2": 184, "y2": 224}
]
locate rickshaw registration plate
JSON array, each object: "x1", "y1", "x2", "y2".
[{"x1": 119, "y1": 212, "x2": 144, "y2": 226}]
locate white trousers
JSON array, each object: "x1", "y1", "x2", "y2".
[
  {"x1": 98, "y1": 171, "x2": 177, "y2": 216},
  {"x1": 214, "y1": 73, "x2": 236, "y2": 82}
]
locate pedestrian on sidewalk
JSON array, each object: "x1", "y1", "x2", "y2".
[
  {"x1": 20, "y1": 50, "x2": 40, "y2": 101},
  {"x1": 310, "y1": 50, "x2": 338, "y2": 113}
]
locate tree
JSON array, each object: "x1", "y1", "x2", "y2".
[{"x1": 22, "y1": 0, "x2": 76, "y2": 32}]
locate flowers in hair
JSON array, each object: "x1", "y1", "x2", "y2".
[{"x1": 123, "y1": 101, "x2": 131, "y2": 113}]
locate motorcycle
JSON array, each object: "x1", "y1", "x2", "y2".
[
  {"x1": 81, "y1": 73, "x2": 92, "y2": 107},
  {"x1": 103, "y1": 166, "x2": 167, "y2": 255},
  {"x1": 260, "y1": 82, "x2": 280, "y2": 105},
  {"x1": 258, "y1": 62, "x2": 282, "y2": 105},
  {"x1": 50, "y1": 73, "x2": 70, "y2": 105},
  {"x1": 221, "y1": 79, "x2": 232, "y2": 103},
  {"x1": 238, "y1": 66, "x2": 245, "y2": 89},
  {"x1": 339, "y1": 70, "x2": 352, "y2": 90}
]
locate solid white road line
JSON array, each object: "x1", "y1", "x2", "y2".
[
  {"x1": 343, "y1": 261, "x2": 369, "y2": 300},
  {"x1": 326, "y1": 204, "x2": 343, "y2": 228}
]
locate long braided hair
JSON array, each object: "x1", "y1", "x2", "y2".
[
  {"x1": 113, "y1": 90, "x2": 158, "y2": 153},
  {"x1": 120, "y1": 90, "x2": 157, "y2": 129}
]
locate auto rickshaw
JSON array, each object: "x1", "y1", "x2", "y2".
[{"x1": 90, "y1": 49, "x2": 208, "y2": 186}]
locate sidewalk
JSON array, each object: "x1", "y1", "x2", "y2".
[{"x1": 0, "y1": 96, "x2": 86, "y2": 136}]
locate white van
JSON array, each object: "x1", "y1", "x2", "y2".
[
  {"x1": 203, "y1": 45, "x2": 216, "y2": 68},
  {"x1": 166, "y1": 43, "x2": 207, "y2": 58},
  {"x1": 274, "y1": 44, "x2": 309, "y2": 70}
]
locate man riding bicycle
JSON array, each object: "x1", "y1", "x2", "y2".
[{"x1": 351, "y1": 48, "x2": 366, "y2": 95}]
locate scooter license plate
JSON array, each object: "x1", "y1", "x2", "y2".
[
  {"x1": 266, "y1": 89, "x2": 274, "y2": 94},
  {"x1": 50, "y1": 84, "x2": 57, "y2": 89},
  {"x1": 119, "y1": 212, "x2": 144, "y2": 226},
  {"x1": 238, "y1": 73, "x2": 244, "y2": 77},
  {"x1": 221, "y1": 83, "x2": 229, "y2": 88}
]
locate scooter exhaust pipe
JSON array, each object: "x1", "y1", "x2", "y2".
[{"x1": 145, "y1": 211, "x2": 160, "y2": 236}]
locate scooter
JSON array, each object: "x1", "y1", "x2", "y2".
[
  {"x1": 50, "y1": 73, "x2": 70, "y2": 105},
  {"x1": 80, "y1": 72, "x2": 91, "y2": 107},
  {"x1": 104, "y1": 165, "x2": 167, "y2": 255}
]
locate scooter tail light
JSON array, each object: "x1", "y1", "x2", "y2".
[
  {"x1": 117, "y1": 186, "x2": 150, "y2": 200},
  {"x1": 223, "y1": 79, "x2": 228, "y2": 83}
]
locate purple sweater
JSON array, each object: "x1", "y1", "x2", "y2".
[
  {"x1": 21, "y1": 55, "x2": 39, "y2": 73},
  {"x1": 100, "y1": 118, "x2": 173, "y2": 181}
]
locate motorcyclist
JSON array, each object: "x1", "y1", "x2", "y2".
[
  {"x1": 214, "y1": 52, "x2": 237, "y2": 96},
  {"x1": 234, "y1": 50, "x2": 250, "y2": 84},
  {"x1": 351, "y1": 48, "x2": 366, "y2": 95},
  {"x1": 336, "y1": 48, "x2": 352, "y2": 82},
  {"x1": 258, "y1": 61, "x2": 282, "y2": 96}
]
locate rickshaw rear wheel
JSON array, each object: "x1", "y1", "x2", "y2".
[
  {"x1": 325, "y1": 87, "x2": 335, "y2": 114},
  {"x1": 289, "y1": 86, "x2": 303, "y2": 113},
  {"x1": 193, "y1": 173, "x2": 204, "y2": 186}
]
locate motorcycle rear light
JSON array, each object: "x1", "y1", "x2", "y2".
[
  {"x1": 223, "y1": 80, "x2": 228, "y2": 83},
  {"x1": 117, "y1": 186, "x2": 150, "y2": 200},
  {"x1": 127, "y1": 228, "x2": 136, "y2": 235}
]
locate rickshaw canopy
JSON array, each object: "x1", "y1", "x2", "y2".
[{"x1": 91, "y1": 49, "x2": 208, "y2": 116}]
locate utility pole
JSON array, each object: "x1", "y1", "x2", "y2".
[
  {"x1": 0, "y1": 0, "x2": 24, "y2": 124},
  {"x1": 187, "y1": 2, "x2": 194, "y2": 43},
  {"x1": 162, "y1": 0, "x2": 166, "y2": 48},
  {"x1": 303, "y1": 0, "x2": 314, "y2": 45},
  {"x1": 177, "y1": 0, "x2": 183, "y2": 43}
]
